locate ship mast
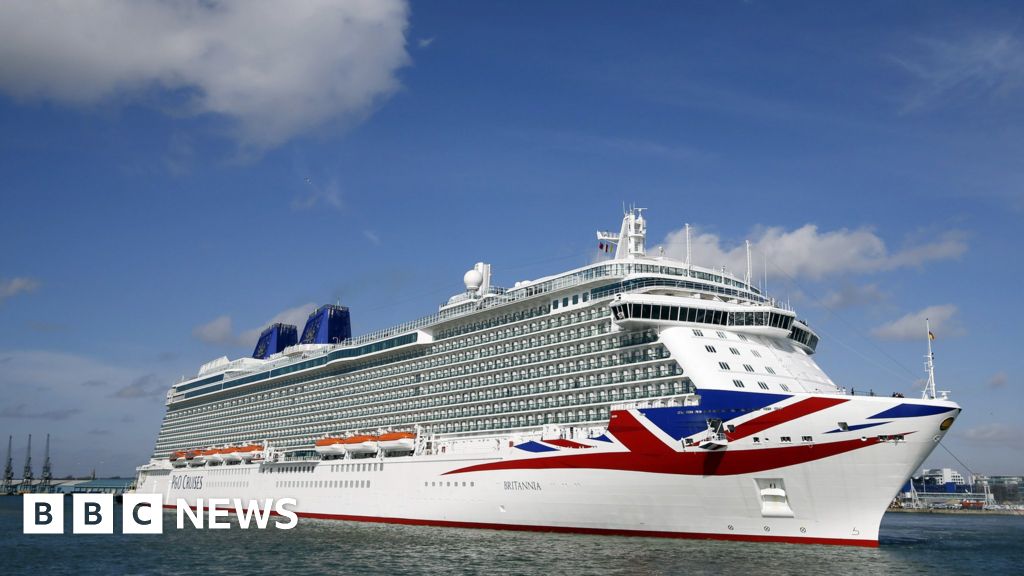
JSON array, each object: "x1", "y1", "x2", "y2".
[{"x1": 923, "y1": 318, "x2": 937, "y2": 400}]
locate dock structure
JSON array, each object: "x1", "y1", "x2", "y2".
[
  {"x1": 2, "y1": 436, "x2": 12, "y2": 495},
  {"x1": 21, "y1": 435, "x2": 32, "y2": 491},
  {"x1": 39, "y1": 434, "x2": 52, "y2": 492}
]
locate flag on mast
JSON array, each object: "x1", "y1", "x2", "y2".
[{"x1": 928, "y1": 331, "x2": 935, "y2": 341}]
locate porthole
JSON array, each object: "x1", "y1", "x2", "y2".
[{"x1": 939, "y1": 417, "x2": 955, "y2": 431}]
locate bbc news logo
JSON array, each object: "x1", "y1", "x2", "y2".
[{"x1": 23, "y1": 494, "x2": 298, "y2": 534}]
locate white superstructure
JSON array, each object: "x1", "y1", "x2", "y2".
[{"x1": 134, "y1": 209, "x2": 960, "y2": 546}]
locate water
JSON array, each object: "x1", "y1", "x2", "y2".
[{"x1": 1, "y1": 498, "x2": 1022, "y2": 575}]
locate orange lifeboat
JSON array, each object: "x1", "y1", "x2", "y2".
[
  {"x1": 315, "y1": 437, "x2": 346, "y2": 457},
  {"x1": 170, "y1": 451, "x2": 188, "y2": 467},
  {"x1": 235, "y1": 444, "x2": 264, "y2": 462},
  {"x1": 377, "y1": 431, "x2": 416, "y2": 452},
  {"x1": 220, "y1": 446, "x2": 241, "y2": 464},
  {"x1": 206, "y1": 447, "x2": 224, "y2": 464},
  {"x1": 341, "y1": 435, "x2": 378, "y2": 454},
  {"x1": 188, "y1": 449, "x2": 207, "y2": 466}
]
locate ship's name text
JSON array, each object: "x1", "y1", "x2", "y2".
[
  {"x1": 171, "y1": 475, "x2": 204, "y2": 490},
  {"x1": 503, "y1": 480, "x2": 542, "y2": 491}
]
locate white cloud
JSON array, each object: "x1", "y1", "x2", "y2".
[
  {"x1": 195, "y1": 302, "x2": 317, "y2": 349},
  {"x1": 659, "y1": 224, "x2": 966, "y2": 282},
  {"x1": 0, "y1": 0, "x2": 411, "y2": 149},
  {"x1": 237, "y1": 302, "x2": 317, "y2": 346},
  {"x1": 111, "y1": 373, "x2": 165, "y2": 400},
  {"x1": 0, "y1": 276, "x2": 40, "y2": 303},
  {"x1": 871, "y1": 304, "x2": 959, "y2": 341},
  {"x1": 820, "y1": 283, "x2": 886, "y2": 309},
  {"x1": 890, "y1": 31, "x2": 1024, "y2": 113},
  {"x1": 192, "y1": 315, "x2": 233, "y2": 344},
  {"x1": 963, "y1": 423, "x2": 1022, "y2": 447},
  {"x1": 0, "y1": 350, "x2": 176, "y2": 475}
]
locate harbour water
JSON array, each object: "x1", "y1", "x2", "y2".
[{"x1": 1, "y1": 498, "x2": 1021, "y2": 575}]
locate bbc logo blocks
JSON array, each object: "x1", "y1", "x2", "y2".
[
  {"x1": 23, "y1": 494, "x2": 63, "y2": 534},
  {"x1": 23, "y1": 493, "x2": 163, "y2": 534}
]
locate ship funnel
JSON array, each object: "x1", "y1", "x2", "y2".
[
  {"x1": 300, "y1": 304, "x2": 352, "y2": 345},
  {"x1": 252, "y1": 323, "x2": 299, "y2": 359}
]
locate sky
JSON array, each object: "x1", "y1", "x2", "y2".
[{"x1": 0, "y1": 0, "x2": 1021, "y2": 478}]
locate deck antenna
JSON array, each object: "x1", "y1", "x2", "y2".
[
  {"x1": 763, "y1": 246, "x2": 768, "y2": 295},
  {"x1": 745, "y1": 240, "x2": 752, "y2": 287},
  {"x1": 685, "y1": 223, "x2": 692, "y2": 270},
  {"x1": 923, "y1": 318, "x2": 937, "y2": 399}
]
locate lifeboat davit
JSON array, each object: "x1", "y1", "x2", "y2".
[
  {"x1": 170, "y1": 451, "x2": 188, "y2": 467},
  {"x1": 315, "y1": 437, "x2": 347, "y2": 457},
  {"x1": 342, "y1": 435, "x2": 378, "y2": 454},
  {"x1": 377, "y1": 431, "x2": 415, "y2": 452},
  {"x1": 220, "y1": 447, "x2": 241, "y2": 464}
]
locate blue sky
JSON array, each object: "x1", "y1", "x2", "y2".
[{"x1": 0, "y1": 1, "x2": 1021, "y2": 478}]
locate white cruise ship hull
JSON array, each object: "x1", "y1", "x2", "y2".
[{"x1": 136, "y1": 393, "x2": 958, "y2": 546}]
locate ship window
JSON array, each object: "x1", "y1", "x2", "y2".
[
  {"x1": 744, "y1": 364, "x2": 754, "y2": 373},
  {"x1": 753, "y1": 437, "x2": 760, "y2": 444},
  {"x1": 780, "y1": 436, "x2": 791, "y2": 443},
  {"x1": 751, "y1": 350, "x2": 761, "y2": 358},
  {"x1": 705, "y1": 345, "x2": 716, "y2": 353},
  {"x1": 766, "y1": 367, "x2": 776, "y2": 374},
  {"x1": 780, "y1": 384, "x2": 790, "y2": 392},
  {"x1": 730, "y1": 347, "x2": 740, "y2": 355},
  {"x1": 562, "y1": 298, "x2": 569, "y2": 307},
  {"x1": 716, "y1": 331, "x2": 726, "y2": 339},
  {"x1": 573, "y1": 295, "x2": 579, "y2": 305},
  {"x1": 758, "y1": 382, "x2": 769, "y2": 390},
  {"x1": 692, "y1": 329, "x2": 703, "y2": 337},
  {"x1": 659, "y1": 306, "x2": 671, "y2": 320},
  {"x1": 719, "y1": 362, "x2": 729, "y2": 370},
  {"x1": 802, "y1": 436, "x2": 813, "y2": 443},
  {"x1": 733, "y1": 379, "x2": 745, "y2": 388}
]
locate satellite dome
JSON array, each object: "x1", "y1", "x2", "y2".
[{"x1": 463, "y1": 269, "x2": 483, "y2": 292}]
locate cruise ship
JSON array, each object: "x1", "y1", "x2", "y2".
[{"x1": 134, "y1": 209, "x2": 960, "y2": 546}]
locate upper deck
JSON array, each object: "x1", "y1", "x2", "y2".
[{"x1": 166, "y1": 209, "x2": 810, "y2": 408}]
